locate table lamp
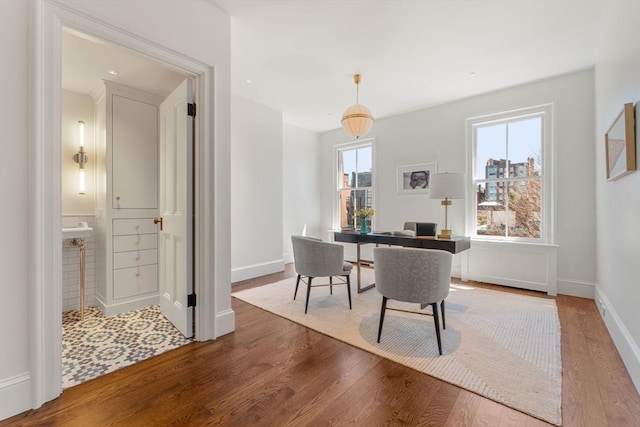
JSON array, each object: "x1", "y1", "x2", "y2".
[{"x1": 428, "y1": 172, "x2": 466, "y2": 239}]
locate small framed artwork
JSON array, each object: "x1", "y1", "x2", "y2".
[
  {"x1": 397, "y1": 162, "x2": 437, "y2": 194},
  {"x1": 605, "y1": 102, "x2": 636, "y2": 181}
]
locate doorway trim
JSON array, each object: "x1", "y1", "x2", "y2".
[{"x1": 31, "y1": 1, "x2": 230, "y2": 408}]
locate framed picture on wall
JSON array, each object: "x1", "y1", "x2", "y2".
[
  {"x1": 397, "y1": 162, "x2": 437, "y2": 194},
  {"x1": 605, "y1": 102, "x2": 636, "y2": 181}
]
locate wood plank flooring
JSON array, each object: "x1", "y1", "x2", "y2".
[{"x1": 3, "y1": 265, "x2": 639, "y2": 426}]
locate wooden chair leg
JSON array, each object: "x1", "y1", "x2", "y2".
[
  {"x1": 294, "y1": 274, "x2": 301, "y2": 300},
  {"x1": 441, "y1": 300, "x2": 446, "y2": 330},
  {"x1": 305, "y1": 277, "x2": 313, "y2": 314},
  {"x1": 345, "y1": 275, "x2": 352, "y2": 309},
  {"x1": 377, "y1": 296, "x2": 388, "y2": 343},
  {"x1": 432, "y1": 302, "x2": 443, "y2": 355},
  {"x1": 330, "y1": 276, "x2": 333, "y2": 295}
]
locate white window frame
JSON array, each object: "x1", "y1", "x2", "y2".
[
  {"x1": 333, "y1": 139, "x2": 375, "y2": 230},
  {"x1": 466, "y1": 104, "x2": 554, "y2": 243}
]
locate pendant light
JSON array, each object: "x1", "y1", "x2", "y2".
[{"x1": 341, "y1": 74, "x2": 374, "y2": 139}]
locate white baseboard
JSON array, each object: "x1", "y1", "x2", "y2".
[
  {"x1": 95, "y1": 294, "x2": 160, "y2": 316},
  {"x1": 231, "y1": 260, "x2": 284, "y2": 283},
  {"x1": 0, "y1": 373, "x2": 31, "y2": 420},
  {"x1": 595, "y1": 288, "x2": 640, "y2": 394},
  {"x1": 283, "y1": 252, "x2": 294, "y2": 264},
  {"x1": 557, "y1": 278, "x2": 595, "y2": 299},
  {"x1": 215, "y1": 308, "x2": 235, "y2": 338}
]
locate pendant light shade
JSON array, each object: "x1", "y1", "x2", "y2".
[{"x1": 341, "y1": 74, "x2": 373, "y2": 139}]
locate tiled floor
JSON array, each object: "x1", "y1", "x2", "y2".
[{"x1": 62, "y1": 305, "x2": 192, "y2": 389}]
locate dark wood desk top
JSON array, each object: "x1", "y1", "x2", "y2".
[{"x1": 333, "y1": 230, "x2": 471, "y2": 254}]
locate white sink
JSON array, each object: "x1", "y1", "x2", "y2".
[{"x1": 62, "y1": 227, "x2": 93, "y2": 240}]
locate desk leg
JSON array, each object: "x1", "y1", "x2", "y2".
[{"x1": 357, "y1": 242, "x2": 375, "y2": 293}]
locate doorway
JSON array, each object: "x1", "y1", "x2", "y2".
[{"x1": 60, "y1": 29, "x2": 195, "y2": 387}]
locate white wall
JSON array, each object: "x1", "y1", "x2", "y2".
[
  {"x1": 320, "y1": 69, "x2": 597, "y2": 292},
  {"x1": 283, "y1": 123, "x2": 322, "y2": 263},
  {"x1": 0, "y1": 0, "x2": 230, "y2": 420},
  {"x1": 594, "y1": 0, "x2": 640, "y2": 392},
  {"x1": 231, "y1": 95, "x2": 284, "y2": 281},
  {"x1": 0, "y1": 0, "x2": 31, "y2": 419}
]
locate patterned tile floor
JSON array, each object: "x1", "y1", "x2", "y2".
[{"x1": 62, "y1": 305, "x2": 192, "y2": 389}]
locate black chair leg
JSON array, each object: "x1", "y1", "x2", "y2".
[
  {"x1": 294, "y1": 274, "x2": 301, "y2": 300},
  {"x1": 432, "y1": 302, "x2": 443, "y2": 355},
  {"x1": 345, "y1": 275, "x2": 352, "y2": 309},
  {"x1": 305, "y1": 277, "x2": 313, "y2": 314},
  {"x1": 377, "y1": 296, "x2": 388, "y2": 343},
  {"x1": 330, "y1": 276, "x2": 333, "y2": 295},
  {"x1": 441, "y1": 300, "x2": 446, "y2": 330}
]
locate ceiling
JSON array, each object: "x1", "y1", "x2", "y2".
[{"x1": 63, "y1": 1, "x2": 610, "y2": 133}]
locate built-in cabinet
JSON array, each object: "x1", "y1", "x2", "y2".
[{"x1": 94, "y1": 81, "x2": 163, "y2": 316}]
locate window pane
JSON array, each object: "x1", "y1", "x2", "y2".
[
  {"x1": 339, "y1": 189, "x2": 353, "y2": 228},
  {"x1": 507, "y1": 180, "x2": 541, "y2": 238},
  {"x1": 357, "y1": 146, "x2": 373, "y2": 187},
  {"x1": 475, "y1": 123, "x2": 506, "y2": 180},
  {"x1": 507, "y1": 117, "x2": 542, "y2": 176},
  {"x1": 476, "y1": 188, "x2": 506, "y2": 237},
  {"x1": 339, "y1": 149, "x2": 356, "y2": 189}
]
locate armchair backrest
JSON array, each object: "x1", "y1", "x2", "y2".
[
  {"x1": 403, "y1": 221, "x2": 437, "y2": 236},
  {"x1": 373, "y1": 247, "x2": 452, "y2": 304},
  {"x1": 291, "y1": 235, "x2": 346, "y2": 277}
]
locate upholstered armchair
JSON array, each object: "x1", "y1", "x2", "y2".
[
  {"x1": 291, "y1": 235, "x2": 353, "y2": 313},
  {"x1": 373, "y1": 247, "x2": 452, "y2": 355}
]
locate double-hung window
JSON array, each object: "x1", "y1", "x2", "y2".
[
  {"x1": 336, "y1": 141, "x2": 373, "y2": 230},
  {"x1": 468, "y1": 105, "x2": 552, "y2": 241}
]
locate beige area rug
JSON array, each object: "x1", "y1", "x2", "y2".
[{"x1": 232, "y1": 269, "x2": 562, "y2": 426}]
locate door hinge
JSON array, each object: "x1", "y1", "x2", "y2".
[
  {"x1": 187, "y1": 293, "x2": 197, "y2": 307},
  {"x1": 188, "y1": 103, "x2": 196, "y2": 117}
]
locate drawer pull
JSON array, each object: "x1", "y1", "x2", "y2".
[
  {"x1": 134, "y1": 240, "x2": 140, "y2": 245},
  {"x1": 135, "y1": 256, "x2": 141, "y2": 261},
  {"x1": 135, "y1": 271, "x2": 141, "y2": 277}
]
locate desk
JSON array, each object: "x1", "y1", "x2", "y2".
[{"x1": 334, "y1": 231, "x2": 471, "y2": 293}]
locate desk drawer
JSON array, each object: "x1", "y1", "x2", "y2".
[
  {"x1": 113, "y1": 264, "x2": 158, "y2": 300},
  {"x1": 113, "y1": 234, "x2": 157, "y2": 252},
  {"x1": 113, "y1": 249, "x2": 157, "y2": 269},
  {"x1": 113, "y1": 218, "x2": 157, "y2": 235}
]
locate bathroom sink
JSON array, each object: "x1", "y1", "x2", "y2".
[{"x1": 62, "y1": 226, "x2": 93, "y2": 240}]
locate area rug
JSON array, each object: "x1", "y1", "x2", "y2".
[
  {"x1": 232, "y1": 271, "x2": 562, "y2": 425},
  {"x1": 62, "y1": 306, "x2": 192, "y2": 389}
]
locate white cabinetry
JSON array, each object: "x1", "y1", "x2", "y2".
[{"x1": 94, "y1": 81, "x2": 163, "y2": 316}]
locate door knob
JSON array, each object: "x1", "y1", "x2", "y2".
[{"x1": 153, "y1": 217, "x2": 163, "y2": 231}]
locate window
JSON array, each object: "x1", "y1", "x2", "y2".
[
  {"x1": 336, "y1": 141, "x2": 373, "y2": 230},
  {"x1": 468, "y1": 105, "x2": 552, "y2": 241}
]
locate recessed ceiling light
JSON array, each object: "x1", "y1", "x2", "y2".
[
  {"x1": 469, "y1": 72, "x2": 477, "y2": 77},
  {"x1": 246, "y1": 79, "x2": 253, "y2": 84},
  {"x1": 108, "y1": 69, "x2": 119, "y2": 75}
]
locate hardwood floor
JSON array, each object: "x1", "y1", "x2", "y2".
[{"x1": 3, "y1": 265, "x2": 639, "y2": 426}]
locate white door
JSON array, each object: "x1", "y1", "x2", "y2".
[{"x1": 158, "y1": 78, "x2": 194, "y2": 337}]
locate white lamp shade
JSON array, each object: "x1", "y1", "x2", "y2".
[
  {"x1": 341, "y1": 104, "x2": 373, "y2": 138},
  {"x1": 429, "y1": 172, "x2": 466, "y2": 199}
]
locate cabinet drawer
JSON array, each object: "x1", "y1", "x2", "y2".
[
  {"x1": 113, "y1": 218, "x2": 158, "y2": 235},
  {"x1": 113, "y1": 264, "x2": 158, "y2": 300},
  {"x1": 113, "y1": 234, "x2": 157, "y2": 252},
  {"x1": 113, "y1": 249, "x2": 157, "y2": 269}
]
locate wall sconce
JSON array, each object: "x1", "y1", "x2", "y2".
[{"x1": 72, "y1": 120, "x2": 88, "y2": 195}]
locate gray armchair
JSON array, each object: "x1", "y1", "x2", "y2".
[
  {"x1": 291, "y1": 235, "x2": 353, "y2": 313},
  {"x1": 373, "y1": 247, "x2": 452, "y2": 355}
]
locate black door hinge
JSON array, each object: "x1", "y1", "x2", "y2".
[
  {"x1": 187, "y1": 293, "x2": 197, "y2": 307},
  {"x1": 188, "y1": 103, "x2": 196, "y2": 117}
]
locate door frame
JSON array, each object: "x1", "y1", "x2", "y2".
[{"x1": 31, "y1": 1, "x2": 227, "y2": 407}]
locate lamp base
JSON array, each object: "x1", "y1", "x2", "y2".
[{"x1": 437, "y1": 229, "x2": 452, "y2": 240}]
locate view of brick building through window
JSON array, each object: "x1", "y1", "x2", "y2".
[{"x1": 337, "y1": 144, "x2": 373, "y2": 230}]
